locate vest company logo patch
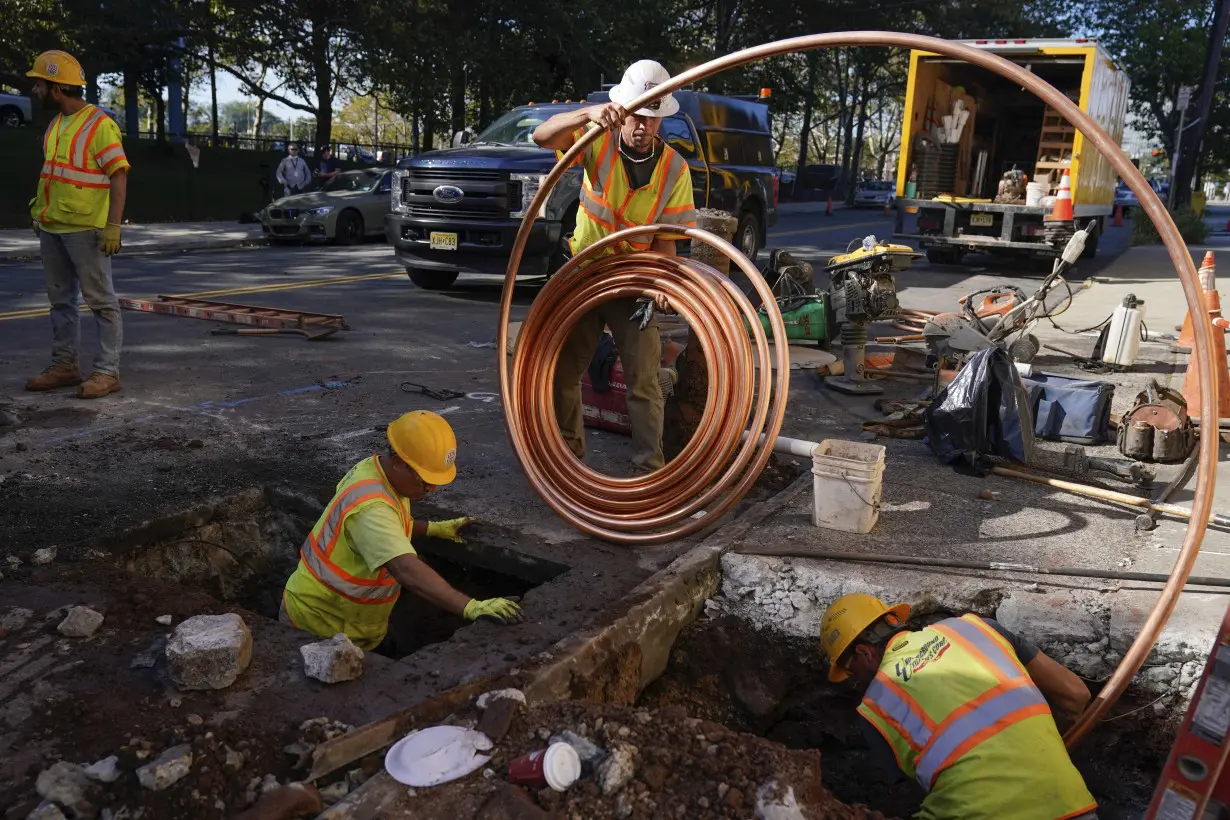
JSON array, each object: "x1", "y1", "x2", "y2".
[
  {"x1": 444, "y1": 448, "x2": 456, "y2": 467},
  {"x1": 893, "y1": 633, "x2": 950, "y2": 682}
]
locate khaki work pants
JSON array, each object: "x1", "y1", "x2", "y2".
[{"x1": 553, "y1": 297, "x2": 664, "y2": 470}]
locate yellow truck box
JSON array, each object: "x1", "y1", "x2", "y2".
[{"x1": 893, "y1": 39, "x2": 1129, "y2": 262}]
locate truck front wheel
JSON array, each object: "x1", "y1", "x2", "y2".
[
  {"x1": 407, "y1": 268, "x2": 459, "y2": 290},
  {"x1": 736, "y1": 211, "x2": 762, "y2": 264}
]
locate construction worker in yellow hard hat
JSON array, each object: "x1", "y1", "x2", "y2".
[
  {"x1": 24, "y1": 50, "x2": 130, "y2": 400},
  {"x1": 819, "y1": 593, "x2": 1098, "y2": 820},
  {"x1": 281, "y1": 411, "x2": 524, "y2": 655},
  {"x1": 532, "y1": 60, "x2": 696, "y2": 472}
]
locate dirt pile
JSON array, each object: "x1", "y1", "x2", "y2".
[{"x1": 394, "y1": 698, "x2": 889, "y2": 819}]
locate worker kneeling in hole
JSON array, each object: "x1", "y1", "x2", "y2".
[
  {"x1": 532, "y1": 60, "x2": 696, "y2": 471},
  {"x1": 280, "y1": 411, "x2": 524, "y2": 655},
  {"x1": 820, "y1": 593, "x2": 1099, "y2": 820}
]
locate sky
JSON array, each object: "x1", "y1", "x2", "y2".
[{"x1": 98, "y1": 69, "x2": 309, "y2": 121}]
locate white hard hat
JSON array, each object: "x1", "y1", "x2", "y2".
[{"x1": 608, "y1": 60, "x2": 679, "y2": 117}]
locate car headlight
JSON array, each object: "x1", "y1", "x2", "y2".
[
  {"x1": 392, "y1": 169, "x2": 407, "y2": 213},
  {"x1": 510, "y1": 173, "x2": 548, "y2": 219},
  {"x1": 306, "y1": 206, "x2": 334, "y2": 216}
]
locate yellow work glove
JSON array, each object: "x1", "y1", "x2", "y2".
[
  {"x1": 100, "y1": 222, "x2": 122, "y2": 256},
  {"x1": 463, "y1": 598, "x2": 525, "y2": 624},
  {"x1": 426, "y1": 516, "x2": 475, "y2": 543}
]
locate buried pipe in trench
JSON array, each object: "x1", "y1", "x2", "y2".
[
  {"x1": 497, "y1": 32, "x2": 1215, "y2": 752},
  {"x1": 733, "y1": 545, "x2": 1230, "y2": 590}
]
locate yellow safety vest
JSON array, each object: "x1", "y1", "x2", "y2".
[
  {"x1": 858, "y1": 614, "x2": 1096, "y2": 820},
  {"x1": 563, "y1": 126, "x2": 697, "y2": 259},
  {"x1": 31, "y1": 104, "x2": 128, "y2": 230},
  {"x1": 281, "y1": 456, "x2": 411, "y2": 649}
]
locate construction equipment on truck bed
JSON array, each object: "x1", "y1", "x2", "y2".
[
  {"x1": 119, "y1": 296, "x2": 349, "y2": 338},
  {"x1": 893, "y1": 39, "x2": 1129, "y2": 263}
]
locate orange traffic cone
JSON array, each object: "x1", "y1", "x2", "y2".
[
  {"x1": 1181, "y1": 273, "x2": 1230, "y2": 423},
  {"x1": 826, "y1": 196, "x2": 834, "y2": 216},
  {"x1": 1113, "y1": 205, "x2": 1124, "y2": 227},
  {"x1": 1175, "y1": 252, "x2": 1218, "y2": 353},
  {"x1": 1049, "y1": 169, "x2": 1073, "y2": 221}
]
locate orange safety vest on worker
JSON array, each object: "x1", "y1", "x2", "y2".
[
  {"x1": 31, "y1": 104, "x2": 129, "y2": 231},
  {"x1": 560, "y1": 125, "x2": 697, "y2": 259},
  {"x1": 858, "y1": 614, "x2": 1096, "y2": 820},
  {"x1": 281, "y1": 456, "x2": 414, "y2": 649}
]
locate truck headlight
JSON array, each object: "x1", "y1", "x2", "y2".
[
  {"x1": 510, "y1": 173, "x2": 548, "y2": 219},
  {"x1": 391, "y1": 169, "x2": 408, "y2": 213}
]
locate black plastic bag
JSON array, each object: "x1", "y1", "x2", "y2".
[{"x1": 922, "y1": 347, "x2": 1035, "y2": 464}]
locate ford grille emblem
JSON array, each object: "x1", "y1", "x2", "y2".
[{"x1": 432, "y1": 185, "x2": 464, "y2": 204}]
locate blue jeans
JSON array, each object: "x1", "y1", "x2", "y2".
[{"x1": 40, "y1": 229, "x2": 122, "y2": 376}]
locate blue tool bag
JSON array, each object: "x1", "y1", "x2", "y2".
[{"x1": 1021, "y1": 372, "x2": 1114, "y2": 445}]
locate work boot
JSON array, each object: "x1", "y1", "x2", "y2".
[
  {"x1": 25, "y1": 363, "x2": 82, "y2": 392},
  {"x1": 76, "y1": 372, "x2": 121, "y2": 399}
]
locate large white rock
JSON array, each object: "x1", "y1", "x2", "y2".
[
  {"x1": 595, "y1": 743, "x2": 638, "y2": 796},
  {"x1": 300, "y1": 633, "x2": 364, "y2": 684},
  {"x1": 755, "y1": 780, "x2": 805, "y2": 820},
  {"x1": 57, "y1": 607, "x2": 104, "y2": 639},
  {"x1": 35, "y1": 762, "x2": 96, "y2": 818},
  {"x1": 26, "y1": 803, "x2": 68, "y2": 820},
  {"x1": 136, "y1": 744, "x2": 193, "y2": 791},
  {"x1": 82, "y1": 756, "x2": 120, "y2": 784},
  {"x1": 166, "y1": 614, "x2": 252, "y2": 690}
]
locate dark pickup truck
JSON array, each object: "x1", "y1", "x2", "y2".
[{"x1": 386, "y1": 91, "x2": 779, "y2": 290}]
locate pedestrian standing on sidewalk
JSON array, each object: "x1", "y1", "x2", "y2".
[
  {"x1": 24, "y1": 50, "x2": 129, "y2": 400},
  {"x1": 276, "y1": 143, "x2": 310, "y2": 197}
]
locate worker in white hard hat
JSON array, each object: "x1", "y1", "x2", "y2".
[
  {"x1": 532, "y1": 60, "x2": 696, "y2": 472},
  {"x1": 25, "y1": 50, "x2": 130, "y2": 400},
  {"x1": 818, "y1": 593, "x2": 1098, "y2": 819}
]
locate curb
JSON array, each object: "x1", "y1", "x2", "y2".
[{"x1": 0, "y1": 236, "x2": 267, "y2": 264}]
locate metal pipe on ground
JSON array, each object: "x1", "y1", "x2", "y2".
[
  {"x1": 733, "y1": 545, "x2": 1230, "y2": 589},
  {"x1": 498, "y1": 31, "x2": 1214, "y2": 751}
]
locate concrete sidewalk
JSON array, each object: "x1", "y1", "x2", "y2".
[
  {"x1": 778, "y1": 199, "x2": 849, "y2": 215},
  {"x1": 0, "y1": 221, "x2": 265, "y2": 262}
]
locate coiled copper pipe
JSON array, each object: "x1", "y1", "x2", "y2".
[
  {"x1": 498, "y1": 32, "x2": 1213, "y2": 749},
  {"x1": 507, "y1": 224, "x2": 789, "y2": 545}
]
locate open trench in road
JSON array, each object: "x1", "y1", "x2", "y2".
[{"x1": 0, "y1": 466, "x2": 1179, "y2": 819}]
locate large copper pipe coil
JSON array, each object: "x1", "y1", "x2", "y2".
[
  {"x1": 507, "y1": 224, "x2": 789, "y2": 545},
  {"x1": 497, "y1": 32, "x2": 1214, "y2": 750}
]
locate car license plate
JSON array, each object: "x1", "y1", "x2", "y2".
[
  {"x1": 429, "y1": 232, "x2": 458, "y2": 251},
  {"x1": 969, "y1": 213, "x2": 994, "y2": 227}
]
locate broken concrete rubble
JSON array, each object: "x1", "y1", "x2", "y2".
[
  {"x1": 165, "y1": 613, "x2": 252, "y2": 690},
  {"x1": 26, "y1": 803, "x2": 68, "y2": 820},
  {"x1": 57, "y1": 606, "x2": 104, "y2": 638},
  {"x1": 32, "y1": 547, "x2": 57, "y2": 565},
  {"x1": 595, "y1": 742, "x2": 638, "y2": 796},
  {"x1": 136, "y1": 743, "x2": 193, "y2": 791},
  {"x1": 35, "y1": 762, "x2": 97, "y2": 819},
  {"x1": 300, "y1": 633, "x2": 364, "y2": 683},
  {"x1": 82, "y1": 756, "x2": 120, "y2": 784},
  {"x1": 755, "y1": 780, "x2": 805, "y2": 820}
]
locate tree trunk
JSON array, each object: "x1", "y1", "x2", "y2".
[
  {"x1": 1173, "y1": 0, "x2": 1230, "y2": 209},
  {"x1": 423, "y1": 99, "x2": 436, "y2": 152},
  {"x1": 849, "y1": 97, "x2": 869, "y2": 204},
  {"x1": 795, "y1": 53, "x2": 817, "y2": 186},
  {"x1": 311, "y1": 16, "x2": 334, "y2": 150},
  {"x1": 124, "y1": 69, "x2": 140, "y2": 136},
  {"x1": 209, "y1": 43, "x2": 219, "y2": 143},
  {"x1": 153, "y1": 88, "x2": 166, "y2": 143}
]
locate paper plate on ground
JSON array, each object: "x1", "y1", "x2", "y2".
[{"x1": 384, "y1": 725, "x2": 493, "y2": 787}]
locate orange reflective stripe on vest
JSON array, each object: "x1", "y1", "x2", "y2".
[
  {"x1": 863, "y1": 615, "x2": 1041, "y2": 792},
  {"x1": 298, "y1": 479, "x2": 402, "y2": 604}
]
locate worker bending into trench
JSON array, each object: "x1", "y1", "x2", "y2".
[
  {"x1": 532, "y1": 60, "x2": 696, "y2": 472},
  {"x1": 820, "y1": 593, "x2": 1098, "y2": 820},
  {"x1": 280, "y1": 411, "x2": 524, "y2": 654}
]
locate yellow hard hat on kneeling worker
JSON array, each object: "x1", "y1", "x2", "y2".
[
  {"x1": 27, "y1": 50, "x2": 87, "y2": 87},
  {"x1": 819, "y1": 593, "x2": 910, "y2": 682},
  {"x1": 387, "y1": 410, "x2": 458, "y2": 485}
]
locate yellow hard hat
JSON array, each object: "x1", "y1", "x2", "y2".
[
  {"x1": 387, "y1": 410, "x2": 457, "y2": 486},
  {"x1": 819, "y1": 593, "x2": 910, "y2": 682},
  {"x1": 27, "y1": 50, "x2": 87, "y2": 87}
]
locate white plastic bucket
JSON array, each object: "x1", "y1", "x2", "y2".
[
  {"x1": 1025, "y1": 182, "x2": 1047, "y2": 207},
  {"x1": 811, "y1": 440, "x2": 886, "y2": 533}
]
